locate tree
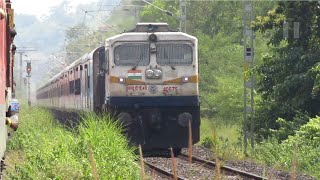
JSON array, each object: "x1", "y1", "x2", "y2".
[
  {"x1": 253, "y1": 2, "x2": 320, "y2": 141},
  {"x1": 139, "y1": 0, "x2": 180, "y2": 29}
]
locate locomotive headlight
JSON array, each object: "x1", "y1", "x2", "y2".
[
  {"x1": 119, "y1": 77, "x2": 126, "y2": 84},
  {"x1": 145, "y1": 69, "x2": 154, "y2": 78},
  {"x1": 182, "y1": 76, "x2": 189, "y2": 83},
  {"x1": 153, "y1": 69, "x2": 162, "y2": 78}
]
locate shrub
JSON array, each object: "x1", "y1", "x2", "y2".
[
  {"x1": 7, "y1": 107, "x2": 140, "y2": 179},
  {"x1": 253, "y1": 116, "x2": 320, "y2": 178}
]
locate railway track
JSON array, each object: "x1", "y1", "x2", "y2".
[
  {"x1": 144, "y1": 160, "x2": 187, "y2": 180},
  {"x1": 144, "y1": 154, "x2": 266, "y2": 180},
  {"x1": 179, "y1": 154, "x2": 266, "y2": 180}
]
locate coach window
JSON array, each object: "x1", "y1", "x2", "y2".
[
  {"x1": 74, "y1": 79, "x2": 81, "y2": 95},
  {"x1": 64, "y1": 74, "x2": 68, "y2": 95},
  {"x1": 114, "y1": 44, "x2": 150, "y2": 66},
  {"x1": 76, "y1": 67, "x2": 80, "y2": 82},
  {"x1": 86, "y1": 64, "x2": 90, "y2": 89},
  {"x1": 70, "y1": 71, "x2": 74, "y2": 82},
  {"x1": 156, "y1": 44, "x2": 193, "y2": 65},
  {"x1": 80, "y1": 65, "x2": 83, "y2": 90},
  {"x1": 76, "y1": 67, "x2": 79, "y2": 78},
  {"x1": 69, "y1": 80, "x2": 74, "y2": 94}
]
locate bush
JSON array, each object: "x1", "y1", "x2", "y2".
[
  {"x1": 7, "y1": 107, "x2": 140, "y2": 179},
  {"x1": 253, "y1": 116, "x2": 320, "y2": 178}
]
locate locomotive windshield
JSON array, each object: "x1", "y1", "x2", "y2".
[
  {"x1": 156, "y1": 44, "x2": 193, "y2": 65},
  {"x1": 114, "y1": 44, "x2": 150, "y2": 66}
]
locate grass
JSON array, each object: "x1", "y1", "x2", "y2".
[
  {"x1": 250, "y1": 116, "x2": 320, "y2": 179},
  {"x1": 6, "y1": 106, "x2": 140, "y2": 179},
  {"x1": 7, "y1": 104, "x2": 318, "y2": 179},
  {"x1": 200, "y1": 117, "x2": 243, "y2": 160},
  {"x1": 200, "y1": 117, "x2": 320, "y2": 179}
]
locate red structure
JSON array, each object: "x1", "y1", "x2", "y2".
[{"x1": 0, "y1": 0, "x2": 16, "y2": 170}]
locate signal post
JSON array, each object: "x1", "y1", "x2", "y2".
[{"x1": 26, "y1": 61, "x2": 31, "y2": 106}]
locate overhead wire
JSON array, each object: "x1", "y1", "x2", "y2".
[
  {"x1": 80, "y1": 8, "x2": 121, "y2": 33},
  {"x1": 141, "y1": 0, "x2": 177, "y2": 18}
]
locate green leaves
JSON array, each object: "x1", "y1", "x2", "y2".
[
  {"x1": 296, "y1": 116, "x2": 320, "y2": 143},
  {"x1": 7, "y1": 107, "x2": 140, "y2": 179},
  {"x1": 253, "y1": 116, "x2": 320, "y2": 178},
  {"x1": 139, "y1": 0, "x2": 179, "y2": 29},
  {"x1": 254, "y1": 2, "x2": 320, "y2": 140}
]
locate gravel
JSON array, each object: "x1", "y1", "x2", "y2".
[
  {"x1": 184, "y1": 145, "x2": 316, "y2": 180},
  {"x1": 145, "y1": 156, "x2": 215, "y2": 180},
  {"x1": 144, "y1": 145, "x2": 316, "y2": 180}
]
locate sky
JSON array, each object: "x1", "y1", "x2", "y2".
[{"x1": 13, "y1": 0, "x2": 99, "y2": 18}]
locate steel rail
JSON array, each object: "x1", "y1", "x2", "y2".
[
  {"x1": 143, "y1": 160, "x2": 187, "y2": 180},
  {"x1": 179, "y1": 154, "x2": 266, "y2": 180}
]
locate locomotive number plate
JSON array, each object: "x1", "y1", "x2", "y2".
[{"x1": 162, "y1": 86, "x2": 179, "y2": 96}]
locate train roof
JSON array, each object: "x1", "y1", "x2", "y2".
[
  {"x1": 104, "y1": 22, "x2": 196, "y2": 42},
  {"x1": 37, "y1": 46, "x2": 104, "y2": 90},
  {"x1": 129, "y1": 23, "x2": 173, "y2": 32},
  {"x1": 106, "y1": 31, "x2": 197, "y2": 46}
]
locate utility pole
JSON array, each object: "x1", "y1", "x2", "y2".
[
  {"x1": 16, "y1": 47, "x2": 35, "y2": 88},
  {"x1": 179, "y1": 0, "x2": 186, "y2": 32},
  {"x1": 243, "y1": 0, "x2": 255, "y2": 155}
]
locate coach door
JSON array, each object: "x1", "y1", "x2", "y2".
[
  {"x1": 84, "y1": 64, "x2": 89, "y2": 110},
  {"x1": 97, "y1": 48, "x2": 106, "y2": 111},
  {"x1": 80, "y1": 65, "x2": 83, "y2": 109}
]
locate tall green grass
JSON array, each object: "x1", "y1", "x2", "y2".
[
  {"x1": 251, "y1": 116, "x2": 320, "y2": 178},
  {"x1": 6, "y1": 107, "x2": 140, "y2": 179},
  {"x1": 200, "y1": 118, "x2": 244, "y2": 160}
]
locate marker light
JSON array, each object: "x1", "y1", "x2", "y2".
[
  {"x1": 182, "y1": 76, "x2": 189, "y2": 83},
  {"x1": 119, "y1": 77, "x2": 125, "y2": 83}
]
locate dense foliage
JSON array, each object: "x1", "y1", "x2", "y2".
[
  {"x1": 253, "y1": 116, "x2": 320, "y2": 178},
  {"x1": 253, "y1": 2, "x2": 320, "y2": 141},
  {"x1": 7, "y1": 107, "x2": 140, "y2": 179}
]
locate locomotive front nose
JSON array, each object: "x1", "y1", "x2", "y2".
[{"x1": 178, "y1": 112, "x2": 192, "y2": 127}]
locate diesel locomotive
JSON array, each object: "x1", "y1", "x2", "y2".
[{"x1": 36, "y1": 23, "x2": 200, "y2": 153}]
